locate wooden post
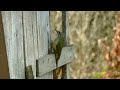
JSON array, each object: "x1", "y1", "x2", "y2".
[
  {"x1": 36, "y1": 11, "x2": 53, "y2": 79},
  {"x1": 23, "y1": 11, "x2": 37, "y2": 79},
  {"x1": 62, "y1": 11, "x2": 71, "y2": 79},
  {"x1": 2, "y1": 11, "x2": 25, "y2": 79},
  {"x1": 0, "y1": 11, "x2": 10, "y2": 79}
]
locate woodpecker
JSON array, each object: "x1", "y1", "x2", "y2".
[{"x1": 52, "y1": 30, "x2": 65, "y2": 79}]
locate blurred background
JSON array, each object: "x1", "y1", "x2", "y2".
[{"x1": 50, "y1": 11, "x2": 117, "y2": 79}]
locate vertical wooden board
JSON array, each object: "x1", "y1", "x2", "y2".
[
  {"x1": 2, "y1": 11, "x2": 25, "y2": 79},
  {"x1": 65, "y1": 12, "x2": 70, "y2": 46},
  {"x1": 23, "y1": 11, "x2": 37, "y2": 78},
  {"x1": 37, "y1": 11, "x2": 49, "y2": 56},
  {"x1": 32, "y1": 12, "x2": 38, "y2": 64},
  {"x1": 62, "y1": 11, "x2": 71, "y2": 79},
  {"x1": 0, "y1": 12, "x2": 9, "y2": 79},
  {"x1": 1, "y1": 11, "x2": 11, "y2": 56},
  {"x1": 32, "y1": 12, "x2": 38, "y2": 79},
  {"x1": 66, "y1": 12, "x2": 71, "y2": 79},
  {"x1": 37, "y1": 11, "x2": 53, "y2": 79}
]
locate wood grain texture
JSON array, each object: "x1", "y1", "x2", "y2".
[
  {"x1": 1, "y1": 11, "x2": 61, "y2": 79},
  {"x1": 23, "y1": 11, "x2": 37, "y2": 78},
  {"x1": 57, "y1": 46, "x2": 74, "y2": 68},
  {"x1": 65, "y1": 12, "x2": 71, "y2": 79},
  {"x1": 2, "y1": 11, "x2": 25, "y2": 79},
  {"x1": 37, "y1": 11, "x2": 53, "y2": 79},
  {"x1": 62, "y1": 11, "x2": 72, "y2": 79},
  {"x1": 36, "y1": 72, "x2": 53, "y2": 79},
  {"x1": 0, "y1": 12, "x2": 10, "y2": 79},
  {"x1": 37, "y1": 54, "x2": 56, "y2": 76}
]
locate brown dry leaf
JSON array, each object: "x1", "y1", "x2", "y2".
[
  {"x1": 103, "y1": 12, "x2": 120, "y2": 79},
  {"x1": 105, "y1": 73, "x2": 110, "y2": 78},
  {"x1": 117, "y1": 56, "x2": 120, "y2": 61},
  {"x1": 105, "y1": 53, "x2": 112, "y2": 61},
  {"x1": 111, "y1": 62, "x2": 115, "y2": 67},
  {"x1": 111, "y1": 49, "x2": 117, "y2": 57},
  {"x1": 56, "y1": 68, "x2": 63, "y2": 79},
  {"x1": 112, "y1": 60, "x2": 118, "y2": 68},
  {"x1": 116, "y1": 77, "x2": 120, "y2": 79},
  {"x1": 116, "y1": 35, "x2": 120, "y2": 40},
  {"x1": 116, "y1": 61, "x2": 120, "y2": 68}
]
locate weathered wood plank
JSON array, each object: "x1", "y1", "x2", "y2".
[
  {"x1": 36, "y1": 72, "x2": 53, "y2": 79},
  {"x1": 37, "y1": 11, "x2": 49, "y2": 57},
  {"x1": 37, "y1": 11, "x2": 53, "y2": 79},
  {"x1": 62, "y1": 11, "x2": 73, "y2": 79},
  {"x1": 0, "y1": 11, "x2": 10, "y2": 79},
  {"x1": 57, "y1": 46, "x2": 74, "y2": 68},
  {"x1": 2, "y1": 11, "x2": 25, "y2": 79},
  {"x1": 65, "y1": 12, "x2": 71, "y2": 79},
  {"x1": 37, "y1": 54, "x2": 56, "y2": 76},
  {"x1": 23, "y1": 11, "x2": 36, "y2": 78},
  {"x1": 1, "y1": 11, "x2": 53, "y2": 79}
]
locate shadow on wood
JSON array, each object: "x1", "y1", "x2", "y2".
[{"x1": 0, "y1": 12, "x2": 9, "y2": 79}]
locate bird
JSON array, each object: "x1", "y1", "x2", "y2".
[
  {"x1": 51, "y1": 29, "x2": 64, "y2": 62},
  {"x1": 51, "y1": 29, "x2": 65, "y2": 79}
]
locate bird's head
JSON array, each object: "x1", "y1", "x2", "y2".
[{"x1": 55, "y1": 29, "x2": 62, "y2": 37}]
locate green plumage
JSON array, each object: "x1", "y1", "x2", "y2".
[
  {"x1": 52, "y1": 31, "x2": 64, "y2": 64},
  {"x1": 52, "y1": 30, "x2": 65, "y2": 79}
]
